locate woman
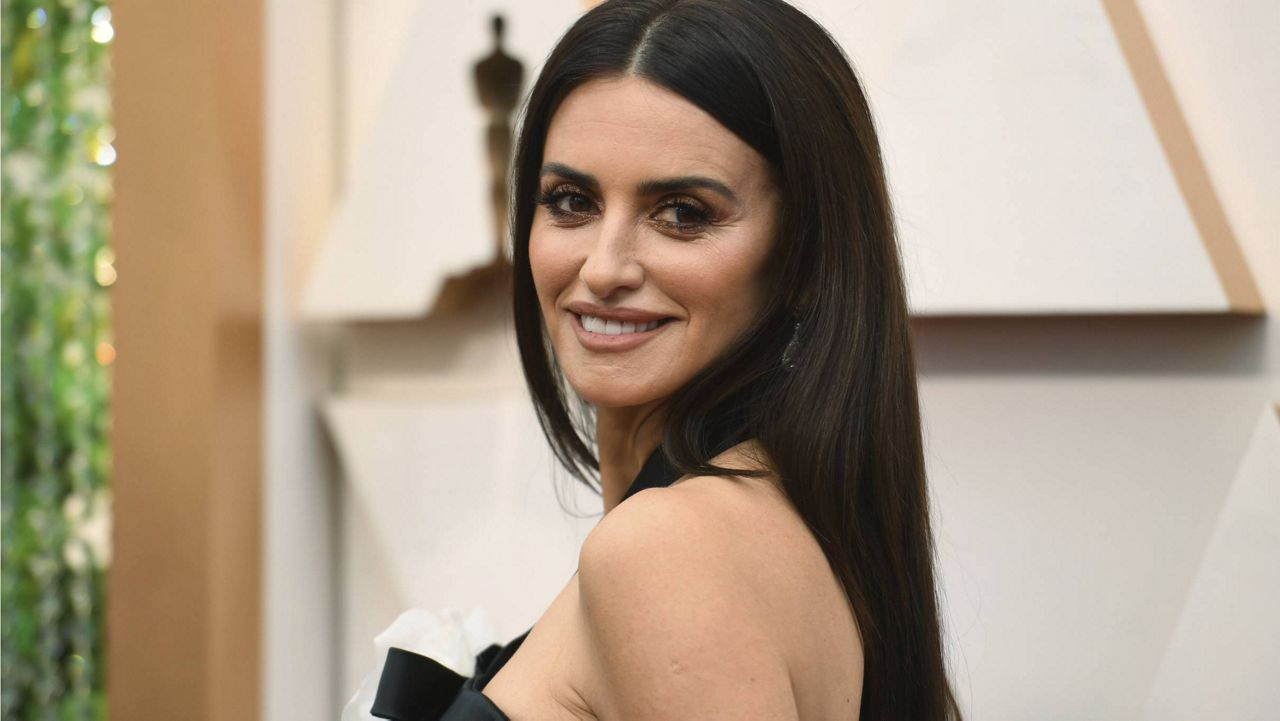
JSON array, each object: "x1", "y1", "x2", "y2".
[{"x1": 369, "y1": 0, "x2": 961, "y2": 718}]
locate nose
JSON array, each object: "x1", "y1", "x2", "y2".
[{"x1": 579, "y1": 215, "x2": 644, "y2": 299}]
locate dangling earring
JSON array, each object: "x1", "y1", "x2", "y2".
[{"x1": 780, "y1": 319, "x2": 801, "y2": 370}]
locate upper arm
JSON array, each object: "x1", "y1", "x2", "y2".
[{"x1": 575, "y1": 487, "x2": 800, "y2": 721}]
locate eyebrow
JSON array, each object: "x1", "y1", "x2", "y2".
[{"x1": 540, "y1": 162, "x2": 739, "y2": 204}]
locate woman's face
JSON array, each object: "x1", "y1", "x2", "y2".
[{"x1": 530, "y1": 75, "x2": 780, "y2": 410}]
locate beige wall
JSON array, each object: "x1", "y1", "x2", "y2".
[
  {"x1": 257, "y1": 0, "x2": 1280, "y2": 718},
  {"x1": 262, "y1": 0, "x2": 342, "y2": 718},
  {"x1": 916, "y1": 0, "x2": 1280, "y2": 715},
  {"x1": 110, "y1": 0, "x2": 264, "y2": 718}
]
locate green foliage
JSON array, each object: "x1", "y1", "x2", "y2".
[{"x1": 2, "y1": 0, "x2": 114, "y2": 718}]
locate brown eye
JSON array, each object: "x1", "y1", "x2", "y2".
[
  {"x1": 653, "y1": 197, "x2": 713, "y2": 235},
  {"x1": 560, "y1": 193, "x2": 593, "y2": 214},
  {"x1": 655, "y1": 203, "x2": 707, "y2": 225},
  {"x1": 536, "y1": 184, "x2": 596, "y2": 219}
]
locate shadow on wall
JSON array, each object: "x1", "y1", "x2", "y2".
[
  {"x1": 340, "y1": 263, "x2": 518, "y2": 391},
  {"x1": 913, "y1": 315, "x2": 1267, "y2": 377}
]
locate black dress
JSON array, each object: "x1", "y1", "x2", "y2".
[{"x1": 370, "y1": 443, "x2": 714, "y2": 721}]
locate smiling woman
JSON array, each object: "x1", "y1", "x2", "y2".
[
  {"x1": 530, "y1": 75, "x2": 780, "y2": 426},
  {"x1": 366, "y1": 0, "x2": 962, "y2": 719}
]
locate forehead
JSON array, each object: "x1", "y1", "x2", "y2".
[{"x1": 543, "y1": 75, "x2": 770, "y2": 186}]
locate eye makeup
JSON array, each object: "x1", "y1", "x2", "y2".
[{"x1": 535, "y1": 182, "x2": 718, "y2": 237}]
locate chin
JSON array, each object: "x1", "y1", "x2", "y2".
[
  {"x1": 573, "y1": 385, "x2": 660, "y2": 411},
  {"x1": 566, "y1": 370, "x2": 672, "y2": 411}
]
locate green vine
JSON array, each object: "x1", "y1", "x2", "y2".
[{"x1": 2, "y1": 1, "x2": 113, "y2": 718}]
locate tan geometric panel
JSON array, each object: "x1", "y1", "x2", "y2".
[{"x1": 804, "y1": 0, "x2": 1261, "y2": 314}]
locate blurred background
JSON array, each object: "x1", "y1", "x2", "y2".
[{"x1": 1, "y1": 0, "x2": 1277, "y2": 719}]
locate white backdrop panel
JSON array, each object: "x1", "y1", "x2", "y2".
[
  {"x1": 326, "y1": 394, "x2": 598, "y2": 694},
  {"x1": 306, "y1": 0, "x2": 1236, "y2": 320},
  {"x1": 1142, "y1": 405, "x2": 1280, "y2": 720}
]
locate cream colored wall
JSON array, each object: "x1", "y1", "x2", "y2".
[
  {"x1": 919, "y1": 1, "x2": 1279, "y2": 715},
  {"x1": 306, "y1": 0, "x2": 1261, "y2": 321},
  {"x1": 264, "y1": 0, "x2": 1280, "y2": 718},
  {"x1": 263, "y1": 0, "x2": 342, "y2": 718}
]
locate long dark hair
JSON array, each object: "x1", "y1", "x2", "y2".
[{"x1": 509, "y1": 0, "x2": 960, "y2": 718}]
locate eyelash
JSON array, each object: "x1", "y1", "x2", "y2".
[{"x1": 534, "y1": 184, "x2": 715, "y2": 236}]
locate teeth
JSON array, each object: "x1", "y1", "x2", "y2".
[{"x1": 579, "y1": 314, "x2": 662, "y2": 335}]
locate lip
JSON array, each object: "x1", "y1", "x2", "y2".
[
  {"x1": 565, "y1": 301, "x2": 672, "y2": 324},
  {"x1": 565, "y1": 304, "x2": 676, "y2": 353}
]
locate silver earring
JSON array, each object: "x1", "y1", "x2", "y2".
[{"x1": 780, "y1": 320, "x2": 801, "y2": 370}]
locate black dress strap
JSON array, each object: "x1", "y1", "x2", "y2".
[{"x1": 621, "y1": 409, "x2": 750, "y2": 503}]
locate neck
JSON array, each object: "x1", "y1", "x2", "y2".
[{"x1": 595, "y1": 401, "x2": 666, "y2": 514}]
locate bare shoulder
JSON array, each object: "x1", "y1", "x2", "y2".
[
  {"x1": 576, "y1": 479, "x2": 800, "y2": 720},
  {"x1": 580, "y1": 441, "x2": 797, "y2": 607},
  {"x1": 575, "y1": 441, "x2": 862, "y2": 720},
  {"x1": 583, "y1": 443, "x2": 870, "y2": 717}
]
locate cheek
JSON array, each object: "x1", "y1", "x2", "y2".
[
  {"x1": 528, "y1": 229, "x2": 577, "y2": 314},
  {"x1": 679, "y1": 244, "x2": 770, "y2": 334}
]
